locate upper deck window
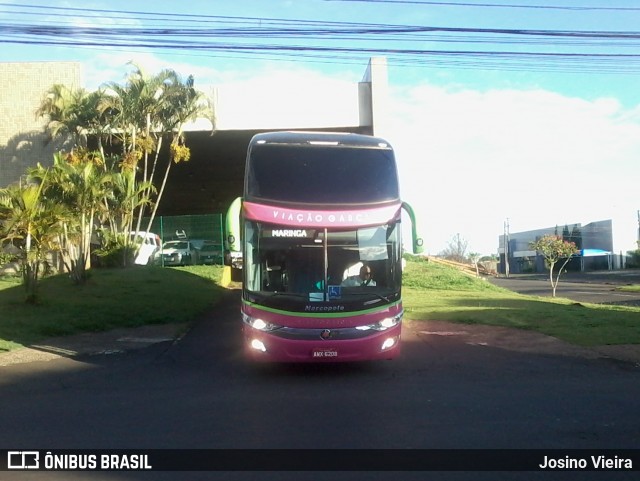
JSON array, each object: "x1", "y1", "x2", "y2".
[{"x1": 245, "y1": 144, "x2": 400, "y2": 205}]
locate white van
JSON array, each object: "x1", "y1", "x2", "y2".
[{"x1": 129, "y1": 231, "x2": 161, "y2": 265}]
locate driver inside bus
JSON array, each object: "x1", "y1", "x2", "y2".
[{"x1": 342, "y1": 265, "x2": 376, "y2": 287}]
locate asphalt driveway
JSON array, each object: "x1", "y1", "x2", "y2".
[
  {"x1": 488, "y1": 270, "x2": 640, "y2": 306},
  {"x1": 1, "y1": 289, "x2": 639, "y2": 481}
]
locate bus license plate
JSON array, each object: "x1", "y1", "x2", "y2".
[{"x1": 312, "y1": 348, "x2": 338, "y2": 359}]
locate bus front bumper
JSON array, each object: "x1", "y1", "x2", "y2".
[{"x1": 242, "y1": 324, "x2": 402, "y2": 362}]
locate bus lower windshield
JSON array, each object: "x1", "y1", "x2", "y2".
[{"x1": 244, "y1": 221, "x2": 402, "y2": 310}]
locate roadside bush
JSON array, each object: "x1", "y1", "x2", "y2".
[
  {"x1": 0, "y1": 251, "x2": 17, "y2": 266},
  {"x1": 93, "y1": 232, "x2": 135, "y2": 268},
  {"x1": 627, "y1": 249, "x2": 640, "y2": 268},
  {"x1": 95, "y1": 245, "x2": 135, "y2": 268}
]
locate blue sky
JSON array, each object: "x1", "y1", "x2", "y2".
[
  {"x1": 2, "y1": 0, "x2": 640, "y2": 255},
  {"x1": 4, "y1": 0, "x2": 640, "y2": 104}
]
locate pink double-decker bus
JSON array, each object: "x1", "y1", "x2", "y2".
[{"x1": 231, "y1": 131, "x2": 423, "y2": 362}]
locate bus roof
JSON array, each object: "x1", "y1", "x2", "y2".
[{"x1": 249, "y1": 131, "x2": 392, "y2": 149}]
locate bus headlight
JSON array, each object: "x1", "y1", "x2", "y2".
[
  {"x1": 355, "y1": 312, "x2": 403, "y2": 332},
  {"x1": 381, "y1": 337, "x2": 397, "y2": 351},
  {"x1": 250, "y1": 339, "x2": 267, "y2": 352},
  {"x1": 242, "y1": 313, "x2": 282, "y2": 332}
]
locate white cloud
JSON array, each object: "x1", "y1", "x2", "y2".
[
  {"x1": 386, "y1": 84, "x2": 640, "y2": 255},
  {"x1": 211, "y1": 69, "x2": 360, "y2": 129}
]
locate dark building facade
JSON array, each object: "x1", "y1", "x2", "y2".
[{"x1": 498, "y1": 219, "x2": 618, "y2": 274}]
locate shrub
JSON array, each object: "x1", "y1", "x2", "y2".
[
  {"x1": 0, "y1": 251, "x2": 18, "y2": 266},
  {"x1": 93, "y1": 232, "x2": 135, "y2": 268},
  {"x1": 627, "y1": 250, "x2": 640, "y2": 268}
]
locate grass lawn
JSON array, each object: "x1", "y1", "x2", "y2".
[
  {"x1": 1, "y1": 258, "x2": 639, "y2": 353},
  {"x1": 618, "y1": 285, "x2": 640, "y2": 292},
  {"x1": 0, "y1": 265, "x2": 224, "y2": 353},
  {"x1": 402, "y1": 258, "x2": 640, "y2": 346}
]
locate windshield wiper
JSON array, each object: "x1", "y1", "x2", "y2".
[
  {"x1": 251, "y1": 291, "x2": 309, "y2": 306},
  {"x1": 268, "y1": 291, "x2": 309, "y2": 299},
  {"x1": 338, "y1": 291, "x2": 391, "y2": 303}
]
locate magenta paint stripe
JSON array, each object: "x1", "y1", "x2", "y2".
[{"x1": 243, "y1": 201, "x2": 402, "y2": 227}]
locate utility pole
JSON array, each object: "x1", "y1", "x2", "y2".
[{"x1": 504, "y1": 218, "x2": 510, "y2": 278}]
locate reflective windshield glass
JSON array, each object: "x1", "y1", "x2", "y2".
[
  {"x1": 245, "y1": 145, "x2": 399, "y2": 205},
  {"x1": 244, "y1": 221, "x2": 402, "y2": 309}
]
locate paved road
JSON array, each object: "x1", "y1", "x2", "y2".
[
  {"x1": 1, "y1": 289, "x2": 639, "y2": 481},
  {"x1": 489, "y1": 270, "x2": 640, "y2": 306}
]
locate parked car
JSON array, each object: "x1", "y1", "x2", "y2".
[
  {"x1": 130, "y1": 231, "x2": 162, "y2": 265},
  {"x1": 197, "y1": 241, "x2": 223, "y2": 265},
  {"x1": 155, "y1": 240, "x2": 197, "y2": 266}
]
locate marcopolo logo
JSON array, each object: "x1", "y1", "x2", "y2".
[{"x1": 8, "y1": 451, "x2": 39, "y2": 469}]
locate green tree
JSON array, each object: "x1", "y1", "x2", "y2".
[
  {"x1": 106, "y1": 169, "x2": 155, "y2": 235},
  {"x1": 36, "y1": 84, "x2": 110, "y2": 159},
  {"x1": 30, "y1": 152, "x2": 113, "y2": 283},
  {"x1": 37, "y1": 66, "x2": 163, "y2": 266},
  {"x1": 143, "y1": 72, "x2": 212, "y2": 236},
  {"x1": 97, "y1": 169, "x2": 156, "y2": 267},
  {"x1": 100, "y1": 64, "x2": 169, "y2": 220},
  {"x1": 530, "y1": 234, "x2": 579, "y2": 297},
  {"x1": 35, "y1": 64, "x2": 213, "y2": 268},
  {"x1": 100, "y1": 65, "x2": 213, "y2": 243},
  {"x1": 0, "y1": 180, "x2": 65, "y2": 303}
]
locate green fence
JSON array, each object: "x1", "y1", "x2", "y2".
[
  {"x1": 147, "y1": 214, "x2": 224, "y2": 244},
  {"x1": 144, "y1": 213, "x2": 225, "y2": 266}
]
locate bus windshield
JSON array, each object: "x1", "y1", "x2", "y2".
[
  {"x1": 245, "y1": 144, "x2": 399, "y2": 205},
  {"x1": 244, "y1": 220, "x2": 402, "y2": 310}
]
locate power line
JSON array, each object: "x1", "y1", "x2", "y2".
[
  {"x1": 2, "y1": 3, "x2": 640, "y2": 74},
  {"x1": 0, "y1": 3, "x2": 386, "y2": 27},
  {"x1": 5, "y1": 19, "x2": 640, "y2": 43},
  {"x1": 324, "y1": 0, "x2": 640, "y2": 11},
  {"x1": 2, "y1": 3, "x2": 640, "y2": 37}
]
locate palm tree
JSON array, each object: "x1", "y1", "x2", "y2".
[
  {"x1": 101, "y1": 65, "x2": 213, "y2": 240},
  {"x1": 34, "y1": 64, "x2": 213, "y2": 270},
  {"x1": 36, "y1": 85, "x2": 109, "y2": 159},
  {"x1": 106, "y1": 169, "x2": 155, "y2": 236},
  {"x1": 0, "y1": 180, "x2": 65, "y2": 303},
  {"x1": 96, "y1": 169, "x2": 156, "y2": 267},
  {"x1": 101, "y1": 65, "x2": 176, "y2": 235},
  {"x1": 30, "y1": 152, "x2": 113, "y2": 283},
  {"x1": 143, "y1": 73, "x2": 212, "y2": 235}
]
